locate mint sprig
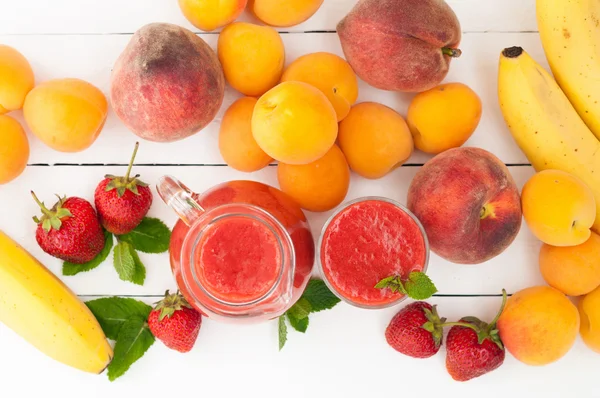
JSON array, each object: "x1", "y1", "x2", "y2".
[
  {"x1": 375, "y1": 271, "x2": 437, "y2": 300},
  {"x1": 63, "y1": 229, "x2": 113, "y2": 276},
  {"x1": 62, "y1": 216, "x2": 171, "y2": 286},
  {"x1": 119, "y1": 217, "x2": 171, "y2": 254},
  {"x1": 278, "y1": 279, "x2": 340, "y2": 350},
  {"x1": 86, "y1": 297, "x2": 154, "y2": 381}
]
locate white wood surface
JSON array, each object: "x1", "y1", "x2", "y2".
[{"x1": 0, "y1": 1, "x2": 597, "y2": 397}]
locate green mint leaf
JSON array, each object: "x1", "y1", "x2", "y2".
[
  {"x1": 301, "y1": 279, "x2": 341, "y2": 312},
  {"x1": 113, "y1": 241, "x2": 136, "y2": 283},
  {"x1": 374, "y1": 275, "x2": 397, "y2": 289},
  {"x1": 287, "y1": 312, "x2": 309, "y2": 333},
  {"x1": 119, "y1": 217, "x2": 171, "y2": 254},
  {"x1": 128, "y1": 246, "x2": 146, "y2": 286},
  {"x1": 287, "y1": 297, "x2": 311, "y2": 320},
  {"x1": 85, "y1": 297, "x2": 152, "y2": 340},
  {"x1": 404, "y1": 272, "x2": 438, "y2": 300},
  {"x1": 107, "y1": 317, "x2": 155, "y2": 381},
  {"x1": 278, "y1": 316, "x2": 287, "y2": 351},
  {"x1": 63, "y1": 230, "x2": 113, "y2": 276},
  {"x1": 375, "y1": 275, "x2": 407, "y2": 295}
]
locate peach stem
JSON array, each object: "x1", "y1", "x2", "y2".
[{"x1": 442, "y1": 47, "x2": 462, "y2": 58}]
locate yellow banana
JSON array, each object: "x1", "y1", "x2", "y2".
[
  {"x1": 498, "y1": 46, "x2": 600, "y2": 232},
  {"x1": 537, "y1": 0, "x2": 600, "y2": 140},
  {"x1": 0, "y1": 230, "x2": 112, "y2": 373}
]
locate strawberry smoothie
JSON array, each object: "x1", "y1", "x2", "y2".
[
  {"x1": 193, "y1": 216, "x2": 282, "y2": 303},
  {"x1": 319, "y1": 198, "x2": 429, "y2": 308}
]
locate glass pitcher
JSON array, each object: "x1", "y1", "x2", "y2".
[{"x1": 157, "y1": 176, "x2": 315, "y2": 323}]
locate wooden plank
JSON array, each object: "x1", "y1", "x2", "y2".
[
  {"x1": 0, "y1": 295, "x2": 595, "y2": 396},
  {"x1": 0, "y1": 165, "x2": 540, "y2": 296},
  {"x1": 0, "y1": 32, "x2": 545, "y2": 166},
  {"x1": 0, "y1": 0, "x2": 538, "y2": 34}
]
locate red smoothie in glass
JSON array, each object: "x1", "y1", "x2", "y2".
[
  {"x1": 319, "y1": 198, "x2": 429, "y2": 308},
  {"x1": 194, "y1": 216, "x2": 282, "y2": 303}
]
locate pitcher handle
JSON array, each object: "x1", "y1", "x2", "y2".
[{"x1": 156, "y1": 176, "x2": 205, "y2": 227}]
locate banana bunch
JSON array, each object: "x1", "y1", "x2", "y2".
[
  {"x1": 498, "y1": 46, "x2": 600, "y2": 232},
  {"x1": 537, "y1": 0, "x2": 600, "y2": 139},
  {"x1": 0, "y1": 230, "x2": 113, "y2": 373}
]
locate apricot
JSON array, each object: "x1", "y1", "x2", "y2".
[
  {"x1": 0, "y1": 115, "x2": 29, "y2": 184},
  {"x1": 252, "y1": 81, "x2": 337, "y2": 165},
  {"x1": 337, "y1": 0, "x2": 461, "y2": 92},
  {"x1": 579, "y1": 285, "x2": 600, "y2": 353},
  {"x1": 281, "y1": 52, "x2": 358, "y2": 122},
  {"x1": 178, "y1": 0, "x2": 247, "y2": 31},
  {"x1": 23, "y1": 78, "x2": 107, "y2": 152},
  {"x1": 540, "y1": 233, "x2": 600, "y2": 296},
  {"x1": 338, "y1": 102, "x2": 413, "y2": 179},
  {"x1": 0, "y1": 45, "x2": 34, "y2": 114},
  {"x1": 219, "y1": 97, "x2": 272, "y2": 172},
  {"x1": 522, "y1": 170, "x2": 596, "y2": 247},
  {"x1": 407, "y1": 83, "x2": 482, "y2": 154},
  {"x1": 249, "y1": 0, "x2": 324, "y2": 27},
  {"x1": 111, "y1": 23, "x2": 224, "y2": 142},
  {"x1": 218, "y1": 22, "x2": 285, "y2": 97},
  {"x1": 497, "y1": 286, "x2": 579, "y2": 366},
  {"x1": 277, "y1": 145, "x2": 350, "y2": 212}
]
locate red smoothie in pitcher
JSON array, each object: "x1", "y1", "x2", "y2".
[{"x1": 319, "y1": 198, "x2": 429, "y2": 308}]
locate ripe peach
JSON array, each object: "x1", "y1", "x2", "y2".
[
  {"x1": 0, "y1": 115, "x2": 29, "y2": 184},
  {"x1": 0, "y1": 45, "x2": 34, "y2": 114},
  {"x1": 277, "y1": 145, "x2": 350, "y2": 212},
  {"x1": 178, "y1": 0, "x2": 247, "y2": 31},
  {"x1": 498, "y1": 286, "x2": 579, "y2": 366},
  {"x1": 407, "y1": 147, "x2": 522, "y2": 264},
  {"x1": 249, "y1": 0, "x2": 324, "y2": 27},
  {"x1": 579, "y1": 285, "x2": 600, "y2": 353},
  {"x1": 338, "y1": 102, "x2": 413, "y2": 179},
  {"x1": 111, "y1": 23, "x2": 224, "y2": 143},
  {"x1": 407, "y1": 83, "x2": 482, "y2": 154},
  {"x1": 252, "y1": 81, "x2": 337, "y2": 165},
  {"x1": 337, "y1": 0, "x2": 462, "y2": 92},
  {"x1": 281, "y1": 52, "x2": 358, "y2": 121},
  {"x1": 540, "y1": 232, "x2": 600, "y2": 296},
  {"x1": 218, "y1": 22, "x2": 285, "y2": 97},
  {"x1": 522, "y1": 170, "x2": 596, "y2": 247},
  {"x1": 219, "y1": 97, "x2": 272, "y2": 172},
  {"x1": 24, "y1": 78, "x2": 107, "y2": 152}
]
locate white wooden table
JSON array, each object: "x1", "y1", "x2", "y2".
[{"x1": 0, "y1": 1, "x2": 596, "y2": 396}]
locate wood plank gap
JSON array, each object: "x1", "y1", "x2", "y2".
[{"x1": 28, "y1": 163, "x2": 533, "y2": 167}]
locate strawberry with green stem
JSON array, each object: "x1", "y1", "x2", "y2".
[
  {"x1": 94, "y1": 142, "x2": 152, "y2": 235},
  {"x1": 32, "y1": 191, "x2": 105, "y2": 264},
  {"x1": 445, "y1": 289, "x2": 507, "y2": 382}
]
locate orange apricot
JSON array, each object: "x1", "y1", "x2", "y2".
[
  {"x1": 218, "y1": 22, "x2": 285, "y2": 96},
  {"x1": 219, "y1": 97, "x2": 272, "y2": 172},
  {"x1": 24, "y1": 78, "x2": 108, "y2": 152},
  {"x1": 252, "y1": 81, "x2": 338, "y2": 165},
  {"x1": 0, "y1": 115, "x2": 29, "y2": 184},
  {"x1": 282, "y1": 52, "x2": 358, "y2": 121},
  {"x1": 178, "y1": 0, "x2": 247, "y2": 31},
  {"x1": 249, "y1": 0, "x2": 324, "y2": 27},
  {"x1": 0, "y1": 45, "x2": 34, "y2": 114},
  {"x1": 277, "y1": 145, "x2": 350, "y2": 212},
  {"x1": 338, "y1": 102, "x2": 414, "y2": 179}
]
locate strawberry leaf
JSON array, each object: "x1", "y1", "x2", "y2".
[
  {"x1": 85, "y1": 297, "x2": 152, "y2": 340},
  {"x1": 113, "y1": 241, "x2": 136, "y2": 283},
  {"x1": 63, "y1": 230, "x2": 113, "y2": 276},
  {"x1": 119, "y1": 217, "x2": 171, "y2": 254},
  {"x1": 278, "y1": 316, "x2": 287, "y2": 351},
  {"x1": 107, "y1": 317, "x2": 155, "y2": 381}
]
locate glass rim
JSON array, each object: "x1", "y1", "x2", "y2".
[
  {"x1": 182, "y1": 202, "x2": 296, "y2": 311},
  {"x1": 316, "y1": 196, "x2": 430, "y2": 310}
]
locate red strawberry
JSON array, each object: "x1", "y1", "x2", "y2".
[
  {"x1": 385, "y1": 301, "x2": 446, "y2": 358},
  {"x1": 94, "y1": 142, "x2": 152, "y2": 235},
  {"x1": 32, "y1": 192, "x2": 105, "y2": 264},
  {"x1": 148, "y1": 291, "x2": 202, "y2": 353},
  {"x1": 445, "y1": 290, "x2": 507, "y2": 382}
]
